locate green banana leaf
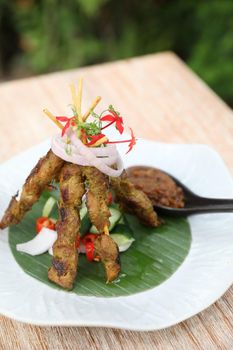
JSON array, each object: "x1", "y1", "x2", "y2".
[{"x1": 9, "y1": 195, "x2": 191, "y2": 297}]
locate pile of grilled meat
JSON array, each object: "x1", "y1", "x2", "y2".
[{"x1": 0, "y1": 150, "x2": 159, "y2": 290}]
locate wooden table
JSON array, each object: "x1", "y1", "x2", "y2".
[{"x1": 0, "y1": 52, "x2": 233, "y2": 349}]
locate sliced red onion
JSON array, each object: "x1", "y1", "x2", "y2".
[
  {"x1": 70, "y1": 134, "x2": 124, "y2": 177},
  {"x1": 51, "y1": 131, "x2": 124, "y2": 177},
  {"x1": 51, "y1": 135, "x2": 90, "y2": 166},
  {"x1": 91, "y1": 144, "x2": 117, "y2": 157}
]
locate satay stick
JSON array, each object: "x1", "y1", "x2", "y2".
[
  {"x1": 103, "y1": 225, "x2": 109, "y2": 235},
  {"x1": 82, "y1": 96, "x2": 101, "y2": 121},
  {"x1": 43, "y1": 108, "x2": 63, "y2": 129}
]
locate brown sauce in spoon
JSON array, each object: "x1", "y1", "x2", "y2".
[{"x1": 126, "y1": 166, "x2": 185, "y2": 208}]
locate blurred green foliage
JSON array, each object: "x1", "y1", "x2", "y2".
[{"x1": 0, "y1": 0, "x2": 232, "y2": 105}]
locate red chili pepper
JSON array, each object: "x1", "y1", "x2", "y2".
[
  {"x1": 81, "y1": 233, "x2": 98, "y2": 245},
  {"x1": 81, "y1": 233, "x2": 99, "y2": 261},
  {"x1": 101, "y1": 111, "x2": 124, "y2": 134},
  {"x1": 85, "y1": 241, "x2": 95, "y2": 261},
  {"x1": 86, "y1": 133, "x2": 107, "y2": 146},
  {"x1": 36, "y1": 217, "x2": 56, "y2": 233},
  {"x1": 56, "y1": 116, "x2": 76, "y2": 136}
]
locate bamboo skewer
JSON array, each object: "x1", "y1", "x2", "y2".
[
  {"x1": 103, "y1": 225, "x2": 109, "y2": 235},
  {"x1": 43, "y1": 108, "x2": 63, "y2": 129}
]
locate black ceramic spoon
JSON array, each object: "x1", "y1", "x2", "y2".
[{"x1": 153, "y1": 171, "x2": 233, "y2": 217}]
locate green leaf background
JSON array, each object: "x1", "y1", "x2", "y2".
[{"x1": 0, "y1": 1, "x2": 232, "y2": 106}]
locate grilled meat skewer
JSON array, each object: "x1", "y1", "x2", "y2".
[
  {"x1": 94, "y1": 234, "x2": 120, "y2": 282},
  {"x1": 82, "y1": 166, "x2": 120, "y2": 281},
  {"x1": 82, "y1": 166, "x2": 111, "y2": 233},
  {"x1": 111, "y1": 171, "x2": 159, "y2": 227},
  {"x1": 0, "y1": 150, "x2": 64, "y2": 230},
  {"x1": 48, "y1": 163, "x2": 85, "y2": 290}
]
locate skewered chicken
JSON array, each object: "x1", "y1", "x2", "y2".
[
  {"x1": 48, "y1": 163, "x2": 85, "y2": 290},
  {"x1": 0, "y1": 150, "x2": 64, "y2": 230},
  {"x1": 111, "y1": 171, "x2": 159, "y2": 227},
  {"x1": 82, "y1": 166, "x2": 110, "y2": 233},
  {"x1": 82, "y1": 166, "x2": 121, "y2": 282},
  {"x1": 94, "y1": 234, "x2": 120, "y2": 283}
]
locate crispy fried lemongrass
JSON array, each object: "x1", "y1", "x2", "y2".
[
  {"x1": 43, "y1": 109, "x2": 63, "y2": 130},
  {"x1": 76, "y1": 78, "x2": 83, "y2": 117},
  {"x1": 82, "y1": 96, "x2": 101, "y2": 121},
  {"x1": 70, "y1": 83, "x2": 82, "y2": 122}
]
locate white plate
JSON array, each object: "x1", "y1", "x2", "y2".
[{"x1": 0, "y1": 140, "x2": 233, "y2": 330}]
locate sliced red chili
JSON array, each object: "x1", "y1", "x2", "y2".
[
  {"x1": 36, "y1": 217, "x2": 56, "y2": 233},
  {"x1": 86, "y1": 133, "x2": 107, "y2": 146},
  {"x1": 85, "y1": 241, "x2": 95, "y2": 261},
  {"x1": 81, "y1": 233, "x2": 98, "y2": 245},
  {"x1": 81, "y1": 233, "x2": 99, "y2": 261}
]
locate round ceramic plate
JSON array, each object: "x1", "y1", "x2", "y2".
[{"x1": 0, "y1": 139, "x2": 232, "y2": 330}]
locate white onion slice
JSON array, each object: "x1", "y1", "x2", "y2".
[
  {"x1": 16, "y1": 228, "x2": 57, "y2": 256},
  {"x1": 17, "y1": 227, "x2": 86, "y2": 257},
  {"x1": 48, "y1": 246, "x2": 53, "y2": 256},
  {"x1": 51, "y1": 131, "x2": 124, "y2": 177}
]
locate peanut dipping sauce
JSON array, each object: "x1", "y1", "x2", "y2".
[{"x1": 126, "y1": 166, "x2": 185, "y2": 208}]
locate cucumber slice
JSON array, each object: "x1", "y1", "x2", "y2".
[
  {"x1": 80, "y1": 204, "x2": 91, "y2": 235},
  {"x1": 90, "y1": 207, "x2": 122, "y2": 233},
  {"x1": 110, "y1": 233, "x2": 135, "y2": 252},
  {"x1": 80, "y1": 205, "x2": 88, "y2": 220},
  {"x1": 109, "y1": 207, "x2": 122, "y2": 230},
  {"x1": 42, "y1": 197, "x2": 56, "y2": 217}
]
